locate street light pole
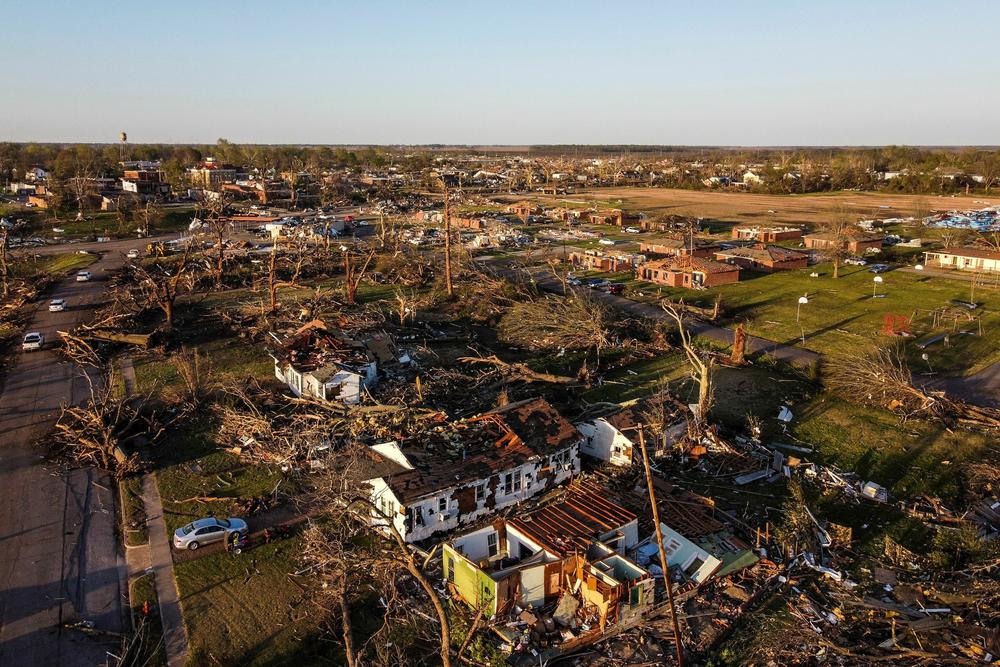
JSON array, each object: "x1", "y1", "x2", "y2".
[
  {"x1": 797, "y1": 295, "x2": 809, "y2": 344},
  {"x1": 872, "y1": 275, "x2": 883, "y2": 298}
]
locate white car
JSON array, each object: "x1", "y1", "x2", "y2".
[
  {"x1": 22, "y1": 332, "x2": 44, "y2": 351},
  {"x1": 127, "y1": 249, "x2": 140, "y2": 259},
  {"x1": 76, "y1": 271, "x2": 92, "y2": 282},
  {"x1": 598, "y1": 238, "x2": 616, "y2": 246},
  {"x1": 624, "y1": 227, "x2": 641, "y2": 233},
  {"x1": 49, "y1": 299, "x2": 66, "y2": 312}
]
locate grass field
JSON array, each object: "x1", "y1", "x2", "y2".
[
  {"x1": 174, "y1": 536, "x2": 326, "y2": 666},
  {"x1": 511, "y1": 187, "x2": 997, "y2": 229},
  {"x1": 30, "y1": 206, "x2": 196, "y2": 239},
  {"x1": 11, "y1": 251, "x2": 97, "y2": 278},
  {"x1": 573, "y1": 260, "x2": 1000, "y2": 377}
]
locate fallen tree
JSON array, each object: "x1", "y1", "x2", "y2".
[{"x1": 826, "y1": 344, "x2": 1000, "y2": 429}]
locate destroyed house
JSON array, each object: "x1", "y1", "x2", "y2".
[
  {"x1": 364, "y1": 398, "x2": 582, "y2": 543},
  {"x1": 443, "y1": 485, "x2": 653, "y2": 635},
  {"x1": 640, "y1": 238, "x2": 720, "y2": 258},
  {"x1": 576, "y1": 399, "x2": 686, "y2": 467},
  {"x1": 803, "y1": 232, "x2": 884, "y2": 253},
  {"x1": 731, "y1": 226, "x2": 803, "y2": 242},
  {"x1": 713, "y1": 244, "x2": 809, "y2": 273},
  {"x1": 568, "y1": 249, "x2": 645, "y2": 272},
  {"x1": 270, "y1": 320, "x2": 378, "y2": 405}
]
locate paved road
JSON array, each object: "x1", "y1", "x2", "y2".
[
  {"x1": 0, "y1": 250, "x2": 132, "y2": 665},
  {"x1": 922, "y1": 363, "x2": 1000, "y2": 408}
]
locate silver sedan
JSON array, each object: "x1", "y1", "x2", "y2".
[{"x1": 173, "y1": 516, "x2": 248, "y2": 550}]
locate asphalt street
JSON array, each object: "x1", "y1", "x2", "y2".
[{"x1": 0, "y1": 241, "x2": 147, "y2": 666}]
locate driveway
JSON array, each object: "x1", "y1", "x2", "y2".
[{"x1": 0, "y1": 250, "x2": 133, "y2": 665}]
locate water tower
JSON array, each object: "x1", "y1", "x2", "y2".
[{"x1": 119, "y1": 131, "x2": 130, "y2": 161}]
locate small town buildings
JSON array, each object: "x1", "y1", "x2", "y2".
[
  {"x1": 640, "y1": 239, "x2": 720, "y2": 258},
  {"x1": 713, "y1": 244, "x2": 809, "y2": 273},
  {"x1": 568, "y1": 249, "x2": 646, "y2": 272},
  {"x1": 364, "y1": 398, "x2": 582, "y2": 543},
  {"x1": 506, "y1": 201, "x2": 542, "y2": 218},
  {"x1": 121, "y1": 169, "x2": 170, "y2": 198},
  {"x1": 638, "y1": 256, "x2": 740, "y2": 288},
  {"x1": 803, "y1": 232, "x2": 884, "y2": 254},
  {"x1": 270, "y1": 320, "x2": 378, "y2": 405},
  {"x1": 731, "y1": 226, "x2": 803, "y2": 243},
  {"x1": 923, "y1": 247, "x2": 1000, "y2": 273},
  {"x1": 443, "y1": 485, "x2": 652, "y2": 629},
  {"x1": 187, "y1": 158, "x2": 238, "y2": 189},
  {"x1": 23, "y1": 166, "x2": 49, "y2": 182}
]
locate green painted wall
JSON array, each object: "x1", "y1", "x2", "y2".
[{"x1": 443, "y1": 545, "x2": 498, "y2": 615}]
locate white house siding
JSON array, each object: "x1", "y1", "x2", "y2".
[
  {"x1": 577, "y1": 419, "x2": 634, "y2": 466},
  {"x1": 377, "y1": 442, "x2": 581, "y2": 543}
]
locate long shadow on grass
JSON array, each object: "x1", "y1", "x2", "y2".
[{"x1": 781, "y1": 313, "x2": 864, "y2": 347}]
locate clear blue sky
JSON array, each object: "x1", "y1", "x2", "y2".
[{"x1": 2, "y1": 1, "x2": 998, "y2": 145}]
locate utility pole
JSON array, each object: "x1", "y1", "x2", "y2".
[
  {"x1": 443, "y1": 180, "x2": 454, "y2": 297},
  {"x1": 638, "y1": 429, "x2": 685, "y2": 667}
]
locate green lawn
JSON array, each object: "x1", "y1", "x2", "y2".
[
  {"x1": 174, "y1": 536, "x2": 328, "y2": 666},
  {"x1": 133, "y1": 337, "x2": 273, "y2": 396},
  {"x1": 121, "y1": 476, "x2": 148, "y2": 547},
  {"x1": 583, "y1": 351, "x2": 988, "y2": 506},
  {"x1": 153, "y1": 417, "x2": 288, "y2": 537},
  {"x1": 11, "y1": 251, "x2": 97, "y2": 278},
  {"x1": 609, "y1": 262, "x2": 1000, "y2": 377}
]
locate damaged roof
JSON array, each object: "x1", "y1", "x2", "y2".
[
  {"x1": 714, "y1": 243, "x2": 808, "y2": 263},
  {"x1": 372, "y1": 398, "x2": 580, "y2": 503},
  {"x1": 509, "y1": 483, "x2": 637, "y2": 556}
]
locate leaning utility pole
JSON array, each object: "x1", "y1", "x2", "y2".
[
  {"x1": 443, "y1": 180, "x2": 454, "y2": 297},
  {"x1": 638, "y1": 429, "x2": 685, "y2": 666}
]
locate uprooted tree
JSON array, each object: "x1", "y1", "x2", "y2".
[
  {"x1": 499, "y1": 292, "x2": 611, "y2": 355},
  {"x1": 50, "y1": 371, "x2": 162, "y2": 476},
  {"x1": 826, "y1": 343, "x2": 1000, "y2": 429}
]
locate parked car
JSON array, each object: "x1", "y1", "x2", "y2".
[
  {"x1": 76, "y1": 271, "x2": 92, "y2": 282},
  {"x1": 600, "y1": 283, "x2": 625, "y2": 295},
  {"x1": 22, "y1": 332, "x2": 44, "y2": 351},
  {"x1": 843, "y1": 257, "x2": 867, "y2": 266},
  {"x1": 624, "y1": 227, "x2": 641, "y2": 233},
  {"x1": 585, "y1": 278, "x2": 609, "y2": 288},
  {"x1": 598, "y1": 238, "x2": 616, "y2": 246},
  {"x1": 567, "y1": 277, "x2": 582, "y2": 286},
  {"x1": 173, "y1": 517, "x2": 248, "y2": 551},
  {"x1": 868, "y1": 264, "x2": 890, "y2": 273},
  {"x1": 126, "y1": 249, "x2": 140, "y2": 259},
  {"x1": 48, "y1": 299, "x2": 66, "y2": 312}
]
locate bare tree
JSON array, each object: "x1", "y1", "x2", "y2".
[
  {"x1": 442, "y1": 181, "x2": 454, "y2": 297},
  {"x1": 0, "y1": 219, "x2": 24, "y2": 298},
  {"x1": 196, "y1": 191, "x2": 230, "y2": 287},
  {"x1": 133, "y1": 242, "x2": 197, "y2": 328},
  {"x1": 816, "y1": 206, "x2": 856, "y2": 278},
  {"x1": 663, "y1": 303, "x2": 714, "y2": 427},
  {"x1": 343, "y1": 245, "x2": 377, "y2": 305},
  {"x1": 50, "y1": 370, "x2": 161, "y2": 476}
]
